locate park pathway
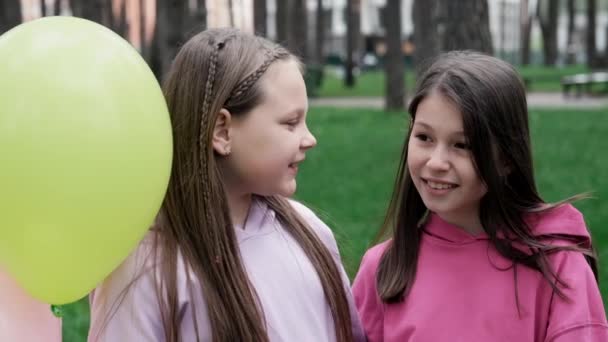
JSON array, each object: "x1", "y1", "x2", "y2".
[{"x1": 310, "y1": 92, "x2": 608, "y2": 110}]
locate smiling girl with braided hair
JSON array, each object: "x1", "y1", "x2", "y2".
[{"x1": 87, "y1": 28, "x2": 364, "y2": 342}]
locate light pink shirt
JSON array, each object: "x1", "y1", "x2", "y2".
[
  {"x1": 88, "y1": 198, "x2": 365, "y2": 341},
  {"x1": 353, "y1": 204, "x2": 608, "y2": 341}
]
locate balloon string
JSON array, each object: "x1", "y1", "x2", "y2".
[{"x1": 50, "y1": 304, "x2": 63, "y2": 318}]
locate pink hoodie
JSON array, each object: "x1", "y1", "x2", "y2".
[{"x1": 353, "y1": 204, "x2": 608, "y2": 341}]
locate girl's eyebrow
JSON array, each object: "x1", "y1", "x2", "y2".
[
  {"x1": 284, "y1": 109, "x2": 305, "y2": 118},
  {"x1": 413, "y1": 121, "x2": 433, "y2": 129},
  {"x1": 414, "y1": 120, "x2": 465, "y2": 136}
]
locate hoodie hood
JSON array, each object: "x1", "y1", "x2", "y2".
[
  {"x1": 524, "y1": 203, "x2": 591, "y2": 246},
  {"x1": 423, "y1": 203, "x2": 591, "y2": 246}
]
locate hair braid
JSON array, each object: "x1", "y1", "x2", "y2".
[
  {"x1": 198, "y1": 40, "x2": 226, "y2": 222},
  {"x1": 227, "y1": 50, "x2": 290, "y2": 103}
]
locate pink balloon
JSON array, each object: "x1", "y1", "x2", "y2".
[{"x1": 0, "y1": 265, "x2": 61, "y2": 341}]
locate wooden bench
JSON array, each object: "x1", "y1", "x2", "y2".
[{"x1": 561, "y1": 72, "x2": 608, "y2": 97}]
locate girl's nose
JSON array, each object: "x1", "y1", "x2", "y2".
[
  {"x1": 426, "y1": 147, "x2": 450, "y2": 171},
  {"x1": 301, "y1": 125, "x2": 317, "y2": 149}
]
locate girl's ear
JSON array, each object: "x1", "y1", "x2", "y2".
[{"x1": 212, "y1": 108, "x2": 233, "y2": 156}]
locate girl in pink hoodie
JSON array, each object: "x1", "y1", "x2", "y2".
[{"x1": 353, "y1": 51, "x2": 608, "y2": 341}]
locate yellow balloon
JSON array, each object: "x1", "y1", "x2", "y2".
[{"x1": 0, "y1": 17, "x2": 172, "y2": 304}]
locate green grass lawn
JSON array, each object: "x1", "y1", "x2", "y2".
[
  {"x1": 318, "y1": 67, "x2": 417, "y2": 97},
  {"x1": 61, "y1": 107, "x2": 608, "y2": 341},
  {"x1": 318, "y1": 64, "x2": 591, "y2": 97}
]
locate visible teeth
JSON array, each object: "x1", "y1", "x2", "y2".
[{"x1": 427, "y1": 181, "x2": 456, "y2": 190}]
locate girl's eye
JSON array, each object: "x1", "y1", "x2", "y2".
[
  {"x1": 415, "y1": 133, "x2": 430, "y2": 142},
  {"x1": 454, "y1": 142, "x2": 470, "y2": 150},
  {"x1": 284, "y1": 121, "x2": 298, "y2": 130}
]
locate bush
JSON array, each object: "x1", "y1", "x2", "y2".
[{"x1": 305, "y1": 64, "x2": 324, "y2": 98}]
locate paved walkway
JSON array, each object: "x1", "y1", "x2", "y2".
[{"x1": 310, "y1": 92, "x2": 608, "y2": 109}]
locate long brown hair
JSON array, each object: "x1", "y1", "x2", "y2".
[
  {"x1": 156, "y1": 28, "x2": 352, "y2": 342},
  {"x1": 376, "y1": 51, "x2": 598, "y2": 305}
]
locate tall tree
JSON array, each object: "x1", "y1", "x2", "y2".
[
  {"x1": 154, "y1": 0, "x2": 188, "y2": 79},
  {"x1": 537, "y1": 0, "x2": 559, "y2": 65},
  {"x1": 345, "y1": 0, "x2": 360, "y2": 87},
  {"x1": 113, "y1": 0, "x2": 129, "y2": 38},
  {"x1": 291, "y1": 0, "x2": 308, "y2": 61},
  {"x1": 54, "y1": 0, "x2": 61, "y2": 15},
  {"x1": 82, "y1": 0, "x2": 105, "y2": 23},
  {"x1": 69, "y1": 0, "x2": 83, "y2": 17},
  {"x1": 254, "y1": 0, "x2": 267, "y2": 36},
  {"x1": 439, "y1": 0, "x2": 493, "y2": 54},
  {"x1": 586, "y1": 0, "x2": 598, "y2": 67},
  {"x1": 314, "y1": 0, "x2": 325, "y2": 65},
  {"x1": 276, "y1": 0, "x2": 289, "y2": 44},
  {"x1": 139, "y1": 0, "x2": 149, "y2": 60},
  {"x1": 228, "y1": 0, "x2": 235, "y2": 27},
  {"x1": 413, "y1": 0, "x2": 439, "y2": 74},
  {"x1": 384, "y1": 0, "x2": 405, "y2": 110},
  {"x1": 68, "y1": 0, "x2": 115, "y2": 29},
  {"x1": 0, "y1": 0, "x2": 22, "y2": 35},
  {"x1": 41, "y1": 0, "x2": 47, "y2": 17},
  {"x1": 565, "y1": 0, "x2": 576, "y2": 64},
  {"x1": 520, "y1": 0, "x2": 533, "y2": 65},
  {"x1": 192, "y1": 0, "x2": 207, "y2": 32}
]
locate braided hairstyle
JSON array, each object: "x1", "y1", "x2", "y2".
[{"x1": 156, "y1": 28, "x2": 354, "y2": 342}]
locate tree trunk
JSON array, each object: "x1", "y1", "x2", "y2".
[
  {"x1": 439, "y1": 0, "x2": 493, "y2": 55},
  {"x1": 155, "y1": 0, "x2": 188, "y2": 80},
  {"x1": 520, "y1": 0, "x2": 532, "y2": 65},
  {"x1": 254, "y1": 0, "x2": 267, "y2": 36},
  {"x1": 69, "y1": 0, "x2": 111, "y2": 28},
  {"x1": 41, "y1": 0, "x2": 47, "y2": 17},
  {"x1": 228, "y1": 0, "x2": 234, "y2": 27},
  {"x1": 586, "y1": 0, "x2": 597, "y2": 67},
  {"x1": 139, "y1": 0, "x2": 148, "y2": 60},
  {"x1": 150, "y1": 0, "x2": 206, "y2": 79},
  {"x1": 565, "y1": 0, "x2": 576, "y2": 64},
  {"x1": 276, "y1": 0, "x2": 289, "y2": 43},
  {"x1": 0, "y1": 0, "x2": 22, "y2": 35},
  {"x1": 384, "y1": 0, "x2": 405, "y2": 111},
  {"x1": 188, "y1": 0, "x2": 207, "y2": 35},
  {"x1": 537, "y1": 0, "x2": 558, "y2": 66},
  {"x1": 314, "y1": 0, "x2": 324, "y2": 65},
  {"x1": 413, "y1": 0, "x2": 439, "y2": 74},
  {"x1": 113, "y1": 0, "x2": 129, "y2": 38},
  {"x1": 291, "y1": 0, "x2": 308, "y2": 62},
  {"x1": 68, "y1": 0, "x2": 83, "y2": 18},
  {"x1": 81, "y1": 0, "x2": 105, "y2": 24},
  {"x1": 345, "y1": 0, "x2": 360, "y2": 87},
  {"x1": 54, "y1": 0, "x2": 61, "y2": 15}
]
